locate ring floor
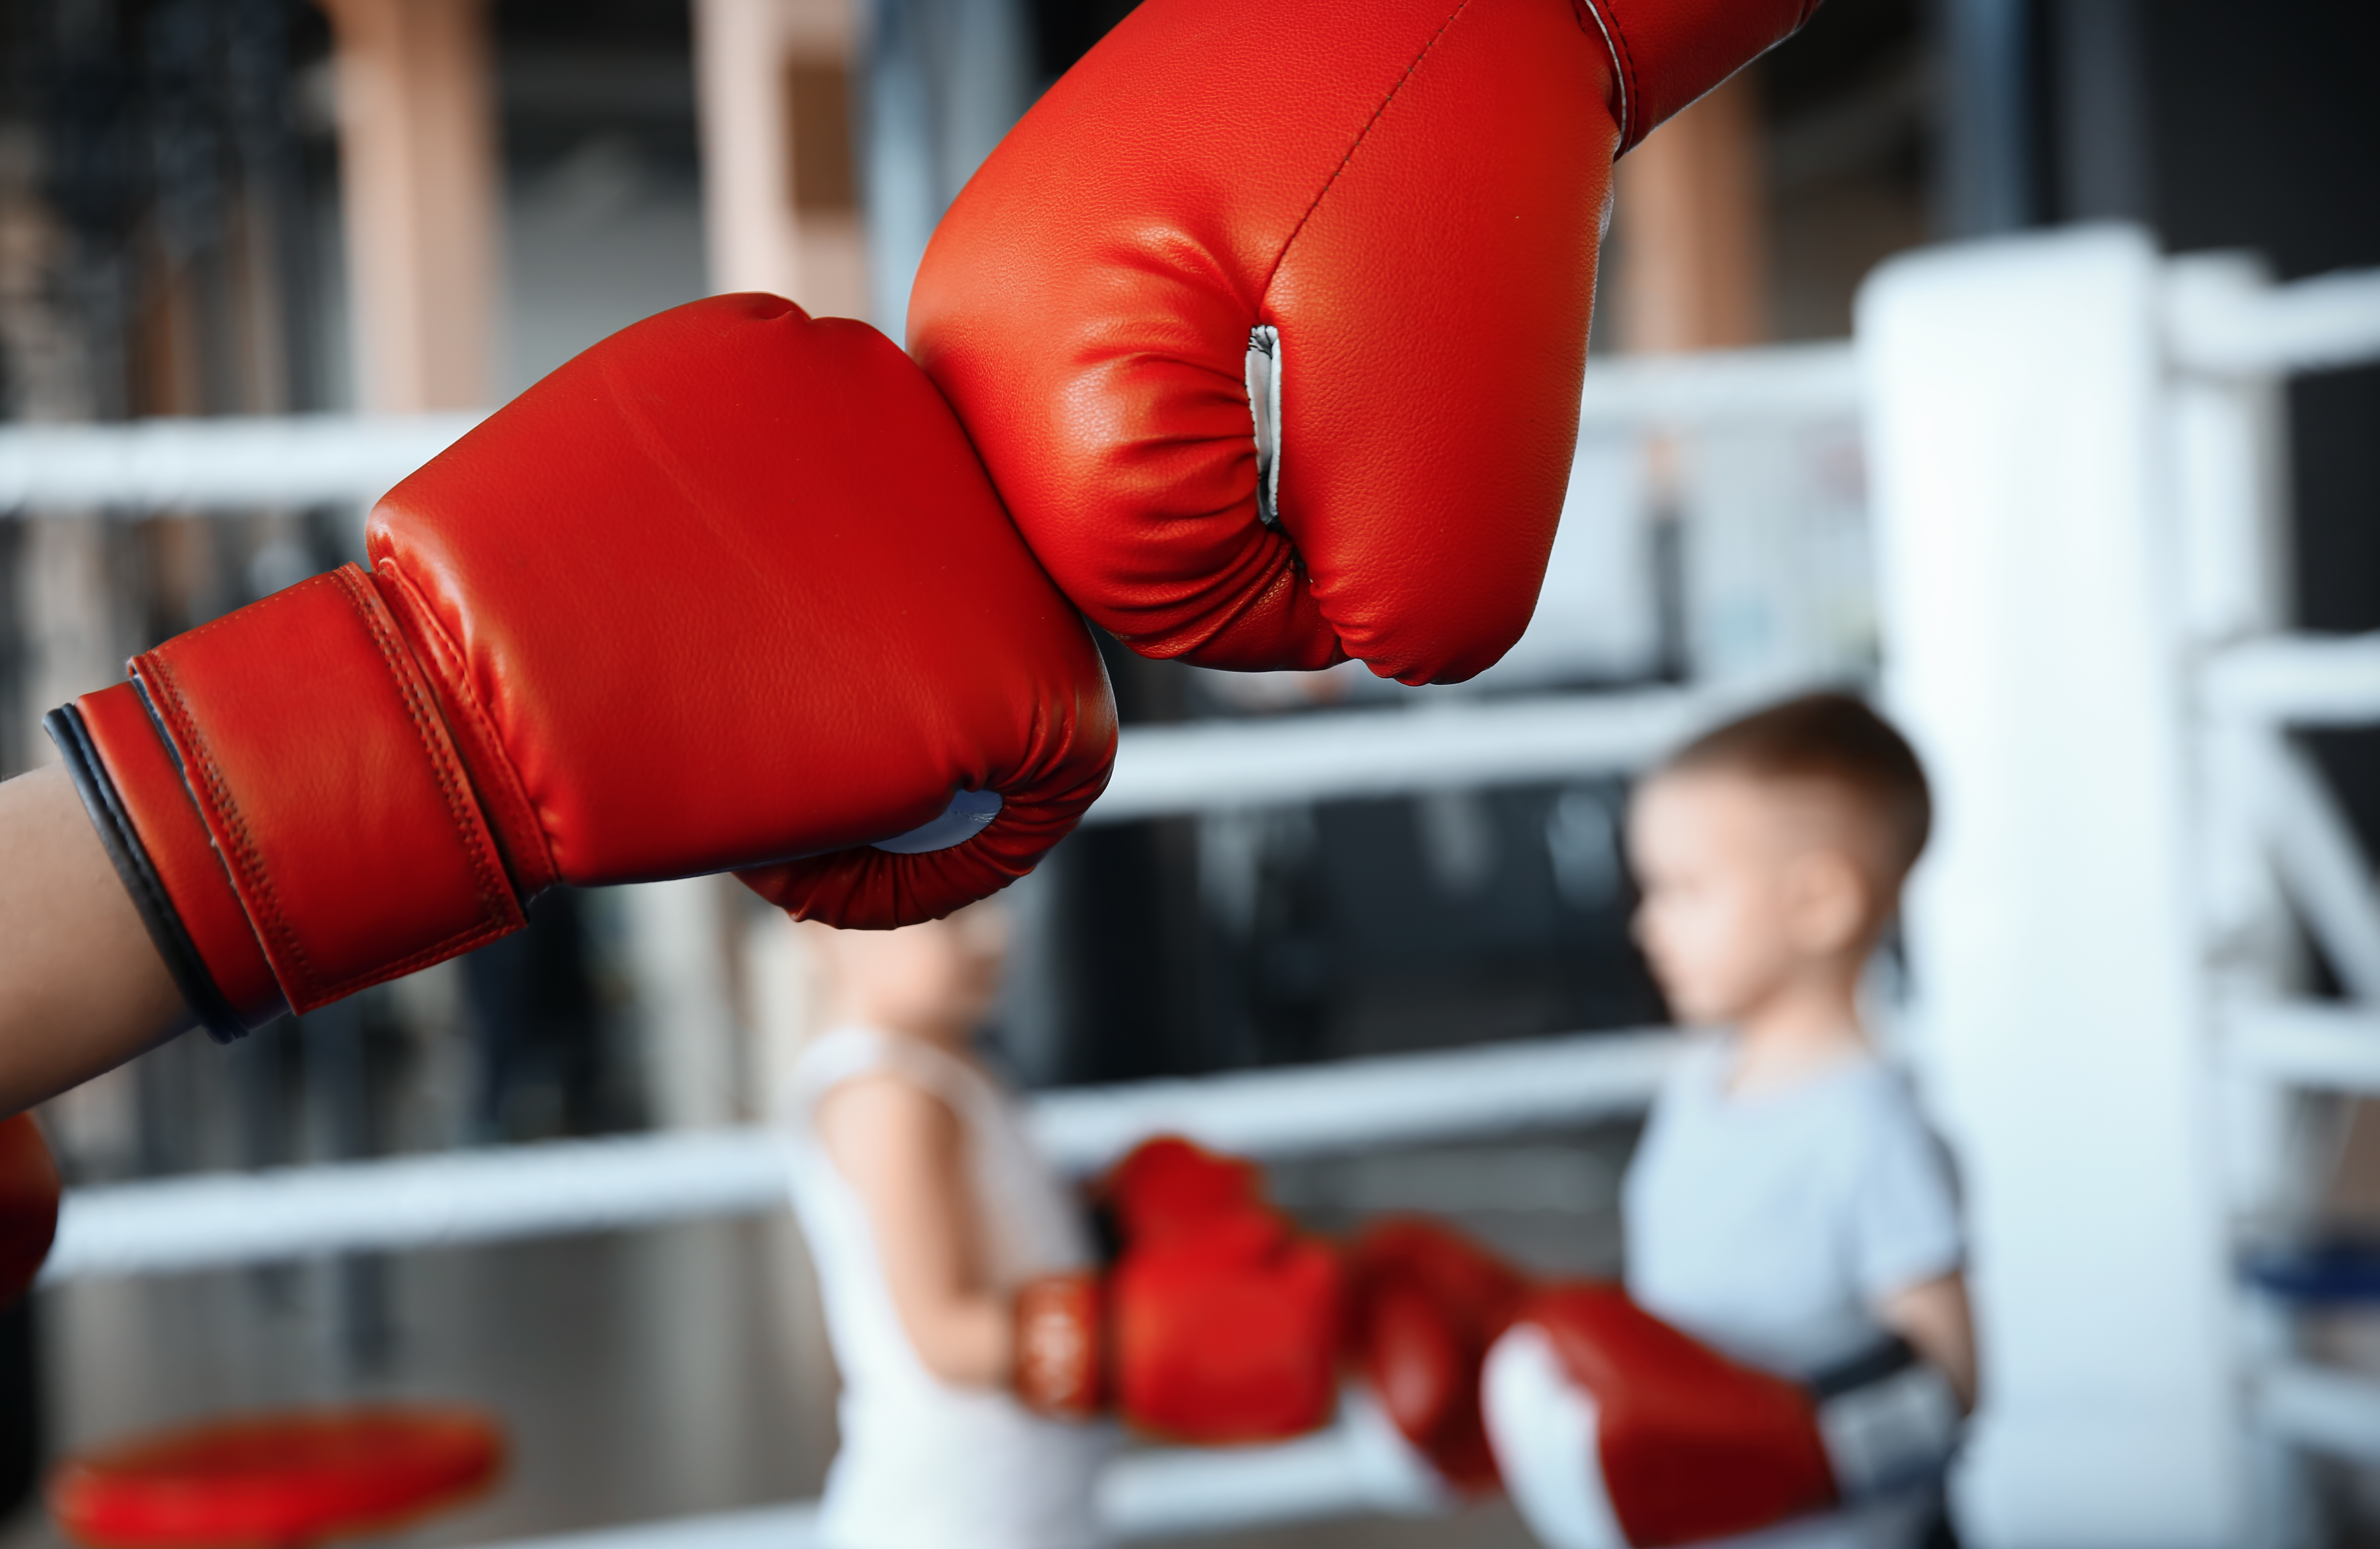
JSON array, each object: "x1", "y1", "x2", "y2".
[{"x1": 0, "y1": 1129, "x2": 1632, "y2": 1548}]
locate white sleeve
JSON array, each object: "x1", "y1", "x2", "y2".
[{"x1": 1851, "y1": 1078, "x2": 1966, "y2": 1301}]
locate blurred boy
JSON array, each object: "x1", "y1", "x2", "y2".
[
  {"x1": 780, "y1": 902, "x2": 1342, "y2": 1549},
  {"x1": 1484, "y1": 692, "x2": 1974, "y2": 1549},
  {"x1": 782, "y1": 902, "x2": 1113, "y2": 1549}
]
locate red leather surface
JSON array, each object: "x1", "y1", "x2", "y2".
[
  {"x1": 1524, "y1": 1285, "x2": 1835, "y2": 1545},
  {"x1": 1097, "y1": 1139, "x2": 1340, "y2": 1442},
  {"x1": 74, "y1": 684, "x2": 284, "y2": 1027},
  {"x1": 1103, "y1": 1135, "x2": 1265, "y2": 1249},
  {"x1": 913, "y1": 0, "x2": 1611, "y2": 682},
  {"x1": 1112, "y1": 1210, "x2": 1343, "y2": 1443},
  {"x1": 913, "y1": 0, "x2": 1812, "y2": 682},
  {"x1": 49, "y1": 1406, "x2": 502, "y2": 1548},
  {"x1": 1345, "y1": 1217, "x2": 1530, "y2": 1492},
  {"x1": 373, "y1": 294, "x2": 1115, "y2": 929},
  {"x1": 133, "y1": 569, "x2": 522, "y2": 1014},
  {"x1": 1588, "y1": 0, "x2": 1821, "y2": 152},
  {"x1": 0, "y1": 1115, "x2": 58, "y2": 1308}
]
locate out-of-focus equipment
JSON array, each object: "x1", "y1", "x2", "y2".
[
  {"x1": 1480, "y1": 1286, "x2": 1958, "y2": 1548},
  {"x1": 1015, "y1": 1138, "x2": 1342, "y2": 1442},
  {"x1": 45, "y1": 295, "x2": 1116, "y2": 1042},
  {"x1": 0, "y1": 1117, "x2": 59, "y2": 1307},
  {"x1": 909, "y1": 0, "x2": 1817, "y2": 681},
  {"x1": 1342, "y1": 1217, "x2": 1529, "y2": 1493},
  {"x1": 48, "y1": 1406, "x2": 504, "y2": 1549}
]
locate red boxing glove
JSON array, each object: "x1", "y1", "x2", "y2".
[
  {"x1": 1480, "y1": 1286, "x2": 1961, "y2": 1548},
  {"x1": 0, "y1": 1115, "x2": 60, "y2": 1306},
  {"x1": 1015, "y1": 1138, "x2": 1342, "y2": 1443},
  {"x1": 910, "y1": 0, "x2": 1817, "y2": 681},
  {"x1": 48, "y1": 297, "x2": 1116, "y2": 1042},
  {"x1": 1103, "y1": 1134, "x2": 1265, "y2": 1248},
  {"x1": 1343, "y1": 1217, "x2": 1530, "y2": 1493}
]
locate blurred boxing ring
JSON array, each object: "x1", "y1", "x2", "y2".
[{"x1": 6, "y1": 226, "x2": 2380, "y2": 1546}]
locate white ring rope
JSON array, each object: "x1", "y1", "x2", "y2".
[{"x1": 41, "y1": 1029, "x2": 1678, "y2": 1283}]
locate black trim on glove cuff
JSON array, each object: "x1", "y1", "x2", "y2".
[
  {"x1": 45, "y1": 704, "x2": 248, "y2": 1044},
  {"x1": 1807, "y1": 1334, "x2": 1923, "y2": 1401}
]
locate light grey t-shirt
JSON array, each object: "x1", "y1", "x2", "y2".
[{"x1": 1622, "y1": 1034, "x2": 1964, "y2": 1549}]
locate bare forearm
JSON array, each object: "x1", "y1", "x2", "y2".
[
  {"x1": 1878, "y1": 1272, "x2": 1978, "y2": 1410},
  {"x1": 819, "y1": 1073, "x2": 1021, "y2": 1392},
  {"x1": 897, "y1": 1289, "x2": 1015, "y2": 1390},
  {"x1": 0, "y1": 766, "x2": 192, "y2": 1113}
]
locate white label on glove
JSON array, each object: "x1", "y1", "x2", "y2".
[
  {"x1": 872, "y1": 788, "x2": 1003, "y2": 854},
  {"x1": 1245, "y1": 325, "x2": 1282, "y2": 526},
  {"x1": 1482, "y1": 1324, "x2": 1628, "y2": 1549}
]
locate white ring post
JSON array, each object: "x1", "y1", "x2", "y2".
[{"x1": 1861, "y1": 225, "x2": 2241, "y2": 1544}]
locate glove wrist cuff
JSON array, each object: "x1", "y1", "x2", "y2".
[
  {"x1": 1809, "y1": 1337, "x2": 1962, "y2": 1501},
  {"x1": 47, "y1": 687, "x2": 286, "y2": 1042},
  {"x1": 1581, "y1": 0, "x2": 1821, "y2": 156},
  {"x1": 119, "y1": 564, "x2": 527, "y2": 1017},
  {"x1": 1014, "y1": 1272, "x2": 1105, "y2": 1419}
]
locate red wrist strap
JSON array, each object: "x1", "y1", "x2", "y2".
[
  {"x1": 1015, "y1": 1272, "x2": 1105, "y2": 1419},
  {"x1": 118, "y1": 564, "x2": 524, "y2": 1016},
  {"x1": 55, "y1": 683, "x2": 285, "y2": 1039}
]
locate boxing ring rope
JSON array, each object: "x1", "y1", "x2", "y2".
[
  {"x1": 2202, "y1": 633, "x2": 2380, "y2": 1086},
  {"x1": 39, "y1": 1028, "x2": 1677, "y2": 1282},
  {"x1": 2205, "y1": 632, "x2": 2380, "y2": 727},
  {"x1": 0, "y1": 411, "x2": 485, "y2": 509},
  {"x1": 2165, "y1": 262, "x2": 2380, "y2": 377},
  {"x1": 9, "y1": 250, "x2": 2369, "y2": 508},
  {"x1": 1087, "y1": 680, "x2": 1795, "y2": 821},
  {"x1": 0, "y1": 343, "x2": 1863, "y2": 512}
]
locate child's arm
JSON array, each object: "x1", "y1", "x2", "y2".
[
  {"x1": 0, "y1": 766, "x2": 192, "y2": 1115},
  {"x1": 816, "y1": 1071, "x2": 1014, "y2": 1388},
  {"x1": 1877, "y1": 1269, "x2": 1977, "y2": 1410}
]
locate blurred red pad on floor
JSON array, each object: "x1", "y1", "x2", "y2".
[{"x1": 49, "y1": 1406, "x2": 505, "y2": 1549}]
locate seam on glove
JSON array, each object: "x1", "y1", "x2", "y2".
[
  {"x1": 137, "y1": 633, "x2": 314, "y2": 1004},
  {"x1": 43, "y1": 703, "x2": 250, "y2": 1043},
  {"x1": 140, "y1": 570, "x2": 522, "y2": 1008},
  {"x1": 1259, "y1": 0, "x2": 1473, "y2": 304},
  {"x1": 328, "y1": 564, "x2": 525, "y2": 988},
  {"x1": 1572, "y1": 0, "x2": 1638, "y2": 151},
  {"x1": 371, "y1": 560, "x2": 562, "y2": 896}
]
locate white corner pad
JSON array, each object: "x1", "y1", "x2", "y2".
[
  {"x1": 1245, "y1": 325, "x2": 1282, "y2": 526},
  {"x1": 1481, "y1": 1324, "x2": 1629, "y2": 1549},
  {"x1": 871, "y1": 788, "x2": 1003, "y2": 855}
]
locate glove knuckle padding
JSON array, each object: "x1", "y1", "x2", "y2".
[
  {"x1": 370, "y1": 295, "x2": 1115, "y2": 929},
  {"x1": 55, "y1": 294, "x2": 1117, "y2": 1044},
  {"x1": 1102, "y1": 1140, "x2": 1343, "y2": 1442},
  {"x1": 1114, "y1": 1229, "x2": 1343, "y2": 1442},
  {"x1": 913, "y1": 0, "x2": 1613, "y2": 684},
  {"x1": 914, "y1": 0, "x2": 1820, "y2": 683}
]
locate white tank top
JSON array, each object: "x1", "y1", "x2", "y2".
[{"x1": 783, "y1": 1026, "x2": 1115, "y2": 1549}]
